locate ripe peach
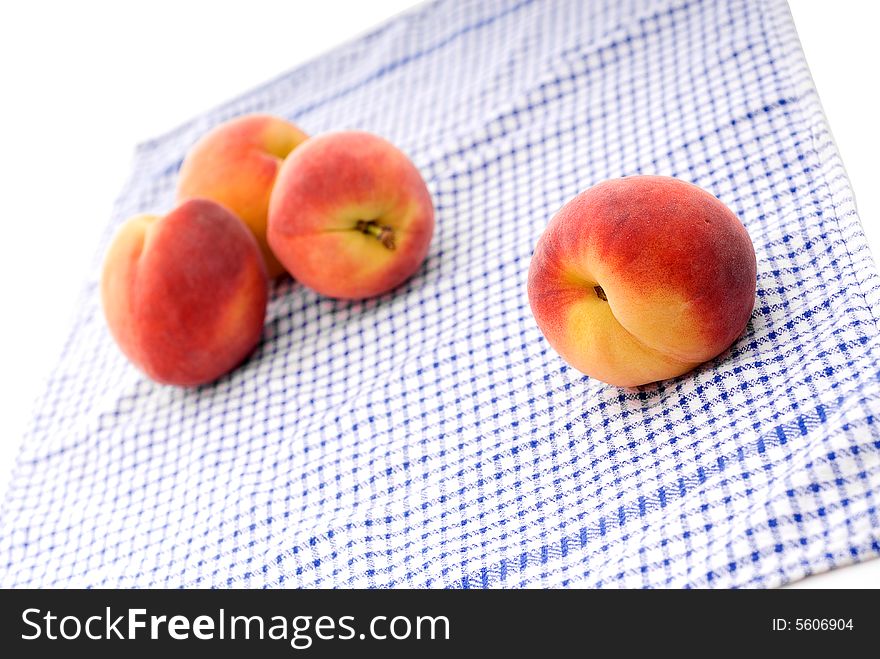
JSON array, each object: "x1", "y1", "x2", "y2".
[
  {"x1": 528, "y1": 176, "x2": 756, "y2": 387},
  {"x1": 176, "y1": 113, "x2": 308, "y2": 278},
  {"x1": 101, "y1": 199, "x2": 268, "y2": 386},
  {"x1": 267, "y1": 131, "x2": 434, "y2": 299}
]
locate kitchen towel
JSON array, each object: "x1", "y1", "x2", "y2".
[{"x1": 1, "y1": 0, "x2": 878, "y2": 588}]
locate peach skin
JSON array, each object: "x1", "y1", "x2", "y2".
[
  {"x1": 101, "y1": 198, "x2": 268, "y2": 386},
  {"x1": 176, "y1": 113, "x2": 308, "y2": 277},
  {"x1": 528, "y1": 176, "x2": 756, "y2": 387},
  {"x1": 267, "y1": 131, "x2": 434, "y2": 300}
]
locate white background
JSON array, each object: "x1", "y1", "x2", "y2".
[{"x1": 0, "y1": 0, "x2": 876, "y2": 588}]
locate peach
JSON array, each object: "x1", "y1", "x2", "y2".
[
  {"x1": 101, "y1": 198, "x2": 268, "y2": 386},
  {"x1": 528, "y1": 176, "x2": 756, "y2": 387},
  {"x1": 267, "y1": 131, "x2": 434, "y2": 299},
  {"x1": 176, "y1": 113, "x2": 308, "y2": 278}
]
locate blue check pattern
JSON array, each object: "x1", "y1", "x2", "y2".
[{"x1": 1, "y1": 0, "x2": 878, "y2": 588}]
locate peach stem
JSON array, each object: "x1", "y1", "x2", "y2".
[
  {"x1": 594, "y1": 285, "x2": 607, "y2": 301},
  {"x1": 356, "y1": 220, "x2": 396, "y2": 250}
]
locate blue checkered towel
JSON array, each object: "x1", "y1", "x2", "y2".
[{"x1": 1, "y1": 0, "x2": 878, "y2": 588}]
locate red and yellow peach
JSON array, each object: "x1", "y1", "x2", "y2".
[
  {"x1": 176, "y1": 113, "x2": 308, "y2": 277},
  {"x1": 267, "y1": 131, "x2": 434, "y2": 300},
  {"x1": 101, "y1": 198, "x2": 268, "y2": 386},
  {"x1": 528, "y1": 176, "x2": 756, "y2": 387}
]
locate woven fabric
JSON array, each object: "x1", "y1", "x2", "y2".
[{"x1": 1, "y1": 0, "x2": 878, "y2": 588}]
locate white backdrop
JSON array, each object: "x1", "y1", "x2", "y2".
[{"x1": 0, "y1": 0, "x2": 876, "y2": 588}]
